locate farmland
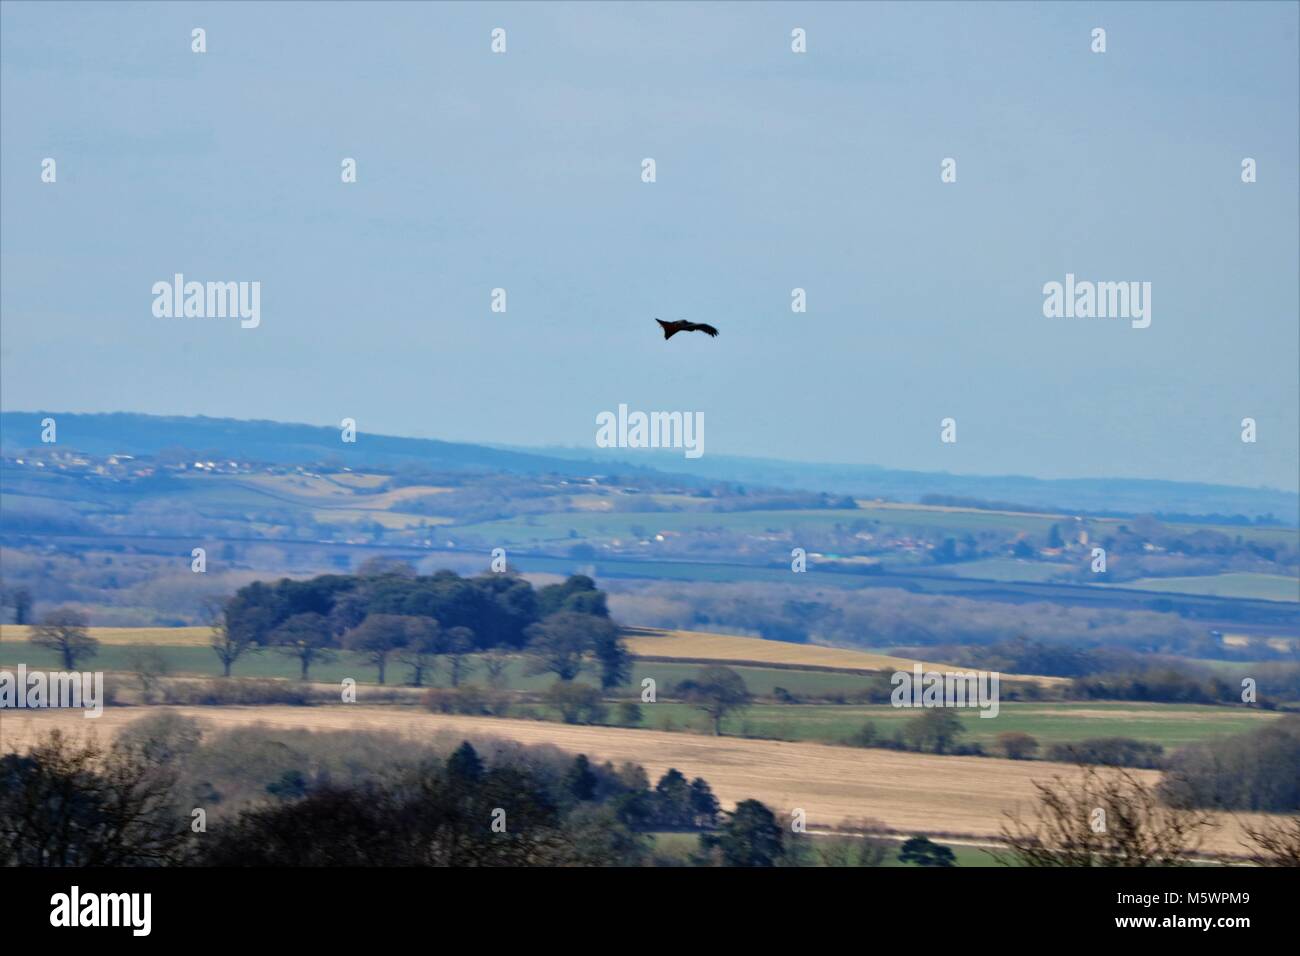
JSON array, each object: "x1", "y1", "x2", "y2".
[
  {"x1": 1109, "y1": 572, "x2": 1299, "y2": 603},
  {"x1": 0, "y1": 704, "x2": 1275, "y2": 859},
  {"x1": 1, "y1": 625, "x2": 1279, "y2": 751}
]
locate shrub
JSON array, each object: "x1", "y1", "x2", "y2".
[{"x1": 1046, "y1": 737, "x2": 1164, "y2": 770}]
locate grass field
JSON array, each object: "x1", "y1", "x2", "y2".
[
  {"x1": 0, "y1": 624, "x2": 1067, "y2": 691},
  {"x1": 3, "y1": 626, "x2": 1277, "y2": 751},
  {"x1": 643, "y1": 700, "x2": 1282, "y2": 750},
  {"x1": 1, "y1": 705, "x2": 1274, "y2": 858},
  {"x1": 453, "y1": 500, "x2": 1300, "y2": 551},
  {"x1": 3, "y1": 637, "x2": 1277, "y2": 750},
  {"x1": 1110, "y1": 572, "x2": 1299, "y2": 602},
  {"x1": 0, "y1": 637, "x2": 896, "y2": 696}
]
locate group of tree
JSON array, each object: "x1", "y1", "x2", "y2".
[
  {"x1": 206, "y1": 566, "x2": 626, "y2": 684},
  {"x1": 1158, "y1": 716, "x2": 1300, "y2": 812},
  {"x1": 0, "y1": 722, "x2": 763, "y2": 867}
]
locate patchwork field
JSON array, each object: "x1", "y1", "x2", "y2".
[
  {"x1": 625, "y1": 628, "x2": 1068, "y2": 687},
  {"x1": 0, "y1": 704, "x2": 1274, "y2": 858}
]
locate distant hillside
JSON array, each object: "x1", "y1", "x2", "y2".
[
  {"x1": 525, "y1": 447, "x2": 1300, "y2": 525},
  {"x1": 3, "y1": 411, "x2": 1294, "y2": 523},
  {"x1": 0, "y1": 411, "x2": 653, "y2": 479}
]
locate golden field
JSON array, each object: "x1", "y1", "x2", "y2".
[
  {"x1": 626, "y1": 628, "x2": 1069, "y2": 687},
  {"x1": 0, "y1": 704, "x2": 1267, "y2": 857}
]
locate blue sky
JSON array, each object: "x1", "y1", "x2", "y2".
[{"x1": 2, "y1": 1, "x2": 1297, "y2": 491}]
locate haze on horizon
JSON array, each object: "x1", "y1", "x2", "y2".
[{"x1": 1, "y1": 1, "x2": 1297, "y2": 493}]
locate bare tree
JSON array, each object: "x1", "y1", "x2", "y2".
[
  {"x1": 996, "y1": 765, "x2": 1217, "y2": 867},
  {"x1": 443, "y1": 626, "x2": 476, "y2": 688},
  {"x1": 482, "y1": 650, "x2": 511, "y2": 689},
  {"x1": 30, "y1": 608, "x2": 98, "y2": 670},
  {"x1": 126, "y1": 648, "x2": 171, "y2": 704},
  {"x1": 0, "y1": 730, "x2": 191, "y2": 866},
  {"x1": 201, "y1": 595, "x2": 257, "y2": 678},
  {"x1": 395, "y1": 617, "x2": 441, "y2": 687},
  {"x1": 1242, "y1": 816, "x2": 1300, "y2": 867}
]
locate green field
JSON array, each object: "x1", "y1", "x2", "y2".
[
  {"x1": 1109, "y1": 572, "x2": 1299, "y2": 603},
  {"x1": 4, "y1": 636, "x2": 1280, "y2": 752},
  {"x1": 632, "y1": 699, "x2": 1280, "y2": 750},
  {"x1": 454, "y1": 502, "x2": 1300, "y2": 550},
  {"x1": 0, "y1": 639, "x2": 894, "y2": 696}
]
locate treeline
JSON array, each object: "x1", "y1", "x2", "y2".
[
  {"x1": 905, "y1": 638, "x2": 1298, "y2": 706},
  {"x1": 609, "y1": 581, "x2": 1224, "y2": 659},
  {"x1": 1159, "y1": 716, "x2": 1300, "y2": 812},
  {"x1": 843, "y1": 713, "x2": 1166, "y2": 769}
]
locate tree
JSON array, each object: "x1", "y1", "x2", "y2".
[
  {"x1": 269, "y1": 612, "x2": 337, "y2": 681},
  {"x1": 202, "y1": 596, "x2": 257, "y2": 677},
  {"x1": 482, "y1": 649, "x2": 511, "y2": 689},
  {"x1": 997, "y1": 765, "x2": 1217, "y2": 867},
  {"x1": 898, "y1": 835, "x2": 956, "y2": 867},
  {"x1": 816, "y1": 818, "x2": 890, "y2": 867},
  {"x1": 1242, "y1": 816, "x2": 1300, "y2": 867},
  {"x1": 903, "y1": 709, "x2": 965, "y2": 754},
  {"x1": 997, "y1": 731, "x2": 1040, "y2": 760},
  {"x1": 709, "y1": 799, "x2": 783, "y2": 867},
  {"x1": 524, "y1": 612, "x2": 618, "y2": 682},
  {"x1": 653, "y1": 768, "x2": 694, "y2": 828},
  {"x1": 564, "y1": 754, "x2": 598, "y2": 802},
  {"x1": 537, "y1": 574, "x2": 609, "y2": 618},
  {"x1": 356, "y1": 556, "x2": 417, "y2": 579},
  {"x1": 343, "y1": 614, "x2": 410, "y2": 684},
  {"x1": 561, "y1": 803, "x2": 648, "y2": 866},
  {"x1": 677, "y1": 666, "x2": 752, "y2": 735},
  {"x1": 689, "y1": 778, "x2": 721, "y2": 829},
  {"x1": 30, "y1": 608, "x2": 98, "y2": 670},
  {"x1": 0, "y1": 730, "x2": 190, "y2": 866},
  {"x1": 544, "y1": 681, "x2": 608, "y2": 725},
  {"x1": 395, "y1": 616, "x2": 441, "y2": 687},
  {"x1": 446, "y1": 741, "x2": 484, "y2": 783},
  {"x1": 126, "y1": 648, "x2": 170, "y2": 704},
  {"x1": 592, "y1": 625, "x2": 632, "y2": 691},
  {"x1": 7, "y1": 587, "x2": 33, "y2": 625},
  {"x1": 443, "y1": 626, "x2": 476, "y2": 688}
]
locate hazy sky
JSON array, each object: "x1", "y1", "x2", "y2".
[{"x1": 2, "y1": 1, "x2": 1297, "y2": 491}]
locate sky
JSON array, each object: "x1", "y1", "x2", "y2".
[{"x1": 2, "y1": 1, "x2": 1297, "y2": 491}]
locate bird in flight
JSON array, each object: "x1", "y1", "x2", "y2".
[{"x1": 656, "y1": 318, "x2": 719, "y2": 339}]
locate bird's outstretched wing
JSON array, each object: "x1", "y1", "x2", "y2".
[{"x1": 656, "y1": 317, "x2": 718, "y2": 339}]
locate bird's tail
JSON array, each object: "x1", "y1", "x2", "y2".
[{"x1": 656, "y1": 318, "x2": 677, "y2": 339}]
